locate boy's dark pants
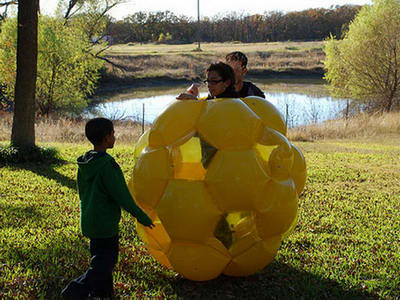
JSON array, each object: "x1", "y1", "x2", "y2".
[{"x1": 62, "y1": 235, "x2": 119, "y2": 299}]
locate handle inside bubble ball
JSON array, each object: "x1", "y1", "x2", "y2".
[{"x1": 259, "y1": 127, "x2": 292, "y2": 155}]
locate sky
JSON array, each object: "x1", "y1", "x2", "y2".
[{"x1": 40, "y1": 0, "x2": 372, "y2": 20}]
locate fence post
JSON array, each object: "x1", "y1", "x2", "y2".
[
  {"x1": 142, "y1": 103, "x2": 145, "y2": 134},
  {"x1": 285, "y1": 103, "x2": 289, "y2": 128}
]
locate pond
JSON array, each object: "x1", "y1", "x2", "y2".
[{"x1": 89, "y1": 79, "x2": 349, "y2": 128}]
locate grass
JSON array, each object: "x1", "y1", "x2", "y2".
[{"x1": 0, "y1": 134, "x2": 399, "y2": 299}]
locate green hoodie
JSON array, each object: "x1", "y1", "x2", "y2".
[{"x1": 77, "y1": 150, "x2": 152, "y2": 238}]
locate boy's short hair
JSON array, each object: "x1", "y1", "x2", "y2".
[
  {"x1": 206, "y1": 62, "x2": 235, "y2": 89},
  {"x1": 225, "y1": 51, "x2": 248, "y2": 68},
  {"x1": 85, "y1": 118, "x2": 114, "y2": 145}
]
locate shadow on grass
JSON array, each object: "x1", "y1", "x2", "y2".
[
  {"x1": 170, "y1": 262, "x2": 375, "y2": 299},
  {"x1": 2, "y1": 234, "x2": 88, "y2": 299},
  {"x1": 2, "y1": 237, "x2": 377, "y2": 299},
  {"x1": 5, "y1": 161, "x2": 77, "y2": 191},
  {"x1": 0, "y1": 202, "x2": 44, "y2": 228},
  {"x1": 1, "y1": 145, "x2": 77, "y2": 190},
  {"x1": 126, "y1": 257, "x2": 375, "y2": 299},
  {"x1": 22, "y1": 163, "x2": 77, "y2": 190}
]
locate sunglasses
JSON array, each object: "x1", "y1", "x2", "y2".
[{"x1": 203, "y1": 79, "x2": 224, "y2": 85}]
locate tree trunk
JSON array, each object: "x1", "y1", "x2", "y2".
[{"x1": 11, "y1": 0, "x2": 39, "y2": 149}]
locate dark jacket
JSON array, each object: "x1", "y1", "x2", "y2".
[
  {"x1": 237, "y1": 81, "x2": 265, "y2": 98},
  {"x1": 206, "y1": 86, "x2": 238, "y2": 100},
  {"x1": 77, "y1": 150, "x2": 152, "y2": 238}
]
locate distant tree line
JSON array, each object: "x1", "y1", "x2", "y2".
[{"x1": 106, "y1": 5, "x2": 361, "y2": 44}]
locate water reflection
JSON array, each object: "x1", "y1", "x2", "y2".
[
  {"x1": 265, "y1": 92, "x2": 347, "y2": 127},
  {"x1": 90, "y1": 82, "x2": 347, "y2": 127}
]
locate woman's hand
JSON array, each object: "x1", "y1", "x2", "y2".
[
  {"x1": 176, "y1": 93, "x2": 198, "y2": 100},
  {"x1": 176, "y1": 83, "x2": 200, "y2": 100},
  {"x1": 187, "y1": 83, "x2": 199, "y2": 96}
]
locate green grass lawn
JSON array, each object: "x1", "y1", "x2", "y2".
[{"x1": 0, "y1": 139, "x2": 399, "y2": 299}]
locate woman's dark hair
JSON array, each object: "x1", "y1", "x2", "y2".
[
  {"x1": 85, "y1": 117, "x2": 114, "y2": 145},
  {"x1": 206, "y1": 62, "x2": 235, "y2": 90}
]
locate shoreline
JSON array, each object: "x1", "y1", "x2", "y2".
[{"x1": 94, "y1": 67, "x2": 325, "y2": 96}]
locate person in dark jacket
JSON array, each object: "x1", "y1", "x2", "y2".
[
  {"x1": 177, "y1": 61, "x2": 238, "y2": 101},
  {"x1": 62, "y1": 118, "x2": 154, "y2": 300},
  {"x1": 225, "y1": 51, "x2": 265, "y2": 98},
  {"x1": 181, "y1": 52, "x2": 265, "y2": 100},
  {"x1": 176, "y1": 62, "x2": 238, "y2": 168}
]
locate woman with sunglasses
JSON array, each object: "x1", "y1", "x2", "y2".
[
  {"x1": 175, "y1": 62, "x2": 239, "y2": 170},
  {"x1": 176, "y1": 62, "x2": 238, "y2": 100}
]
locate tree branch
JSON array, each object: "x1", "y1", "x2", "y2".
[
  {"x1": 0, "y1": 1, "x2": 16, "y2": 7},
  {"x1": 64, "y1": 0, "x2": 78, "y2": 19},
  {"x1": 0, "y1": 0, "x2": 16, "y2": 21},
  {"x1": 64, "y1": 0, "x2": 85, "y2": 22},
  {"x1": 86, "y1": 1, "x2": 120, "y2": 40},
  {"x1": 91, "y1": 54, "x2": 129, "y2": 71}
]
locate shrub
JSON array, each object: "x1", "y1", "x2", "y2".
[{"x1": 0, "y1": 145, "x2": 63, "y2": 165}]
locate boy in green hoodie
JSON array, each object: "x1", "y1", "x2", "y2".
[{"x1": 62, "y1": 118, "x2": 154, "y2": 300}]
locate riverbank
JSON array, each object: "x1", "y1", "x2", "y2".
[
  {"x1": 95, "y1": 41, "x2": 325, "y2": 95},
  {"x1": 96, "y1": 68, "x2": 324, "y2": 95}
]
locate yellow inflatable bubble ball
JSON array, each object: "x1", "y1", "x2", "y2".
[{"x1": 128, "y1": 96, "x2": 306, "y2": 281}]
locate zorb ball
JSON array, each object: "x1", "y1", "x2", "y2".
[{"x1": 128, "y1": 96, "x2": 306, "y2": 281}]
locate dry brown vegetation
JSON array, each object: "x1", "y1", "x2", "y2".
[
  {"x1": 0, "y1": 114, "x2": 147, "y2": 145},
  {"x1": 1, "y1": 111, "x2": 399, "y2": 145},
  {"x1": 103, "y1": 41, "x2": 324, "y2": 82},
  {"x1": 105, "y1": 41, "x2": 325, "y2": 56},
  {"x1": 288, "y1": 111, "x2": 400, "y2": 142}
]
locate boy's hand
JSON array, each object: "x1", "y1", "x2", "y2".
[{"x1": 136, "y1": 213, "x2": 154, "y2": 228}]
